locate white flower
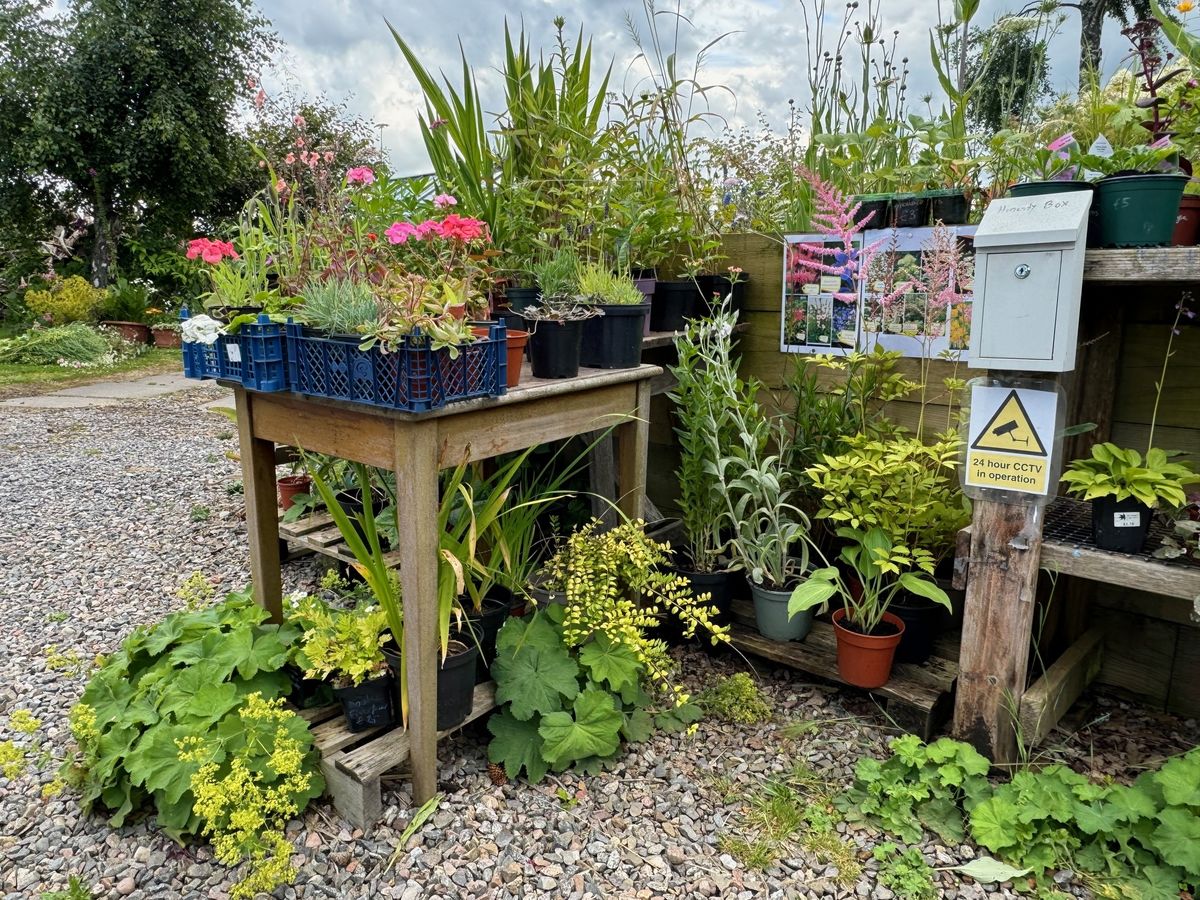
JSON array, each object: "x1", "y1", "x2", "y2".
[{"x1": 182, "y1": 314, "x2": 224, "y2": 345}]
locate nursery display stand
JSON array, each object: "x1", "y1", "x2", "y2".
[{"x1": 231, "y1": 363, "x2": 659, "y2": 822}]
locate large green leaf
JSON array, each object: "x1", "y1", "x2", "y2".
[
  {"x1": 1151, "y1": 808, "x2": 1200, "y2": 873},
  {"x1": 578, "y1": 634, "x2": 641, "y2": 691},
  {"x1": 487, "y1": 709, "x2": 549, "y2": 783},
  {"x1": 1152, "y1": 753, "x2": 1200, "y2": 807},
  {"x1": 969, "y1": 795, "x2": 1020, "y2": 851},
  {"x1": 124, "y1": 722, "x2": 204, "y2": 805},
  {"x1": 916, "y1": 796, "x2": 965, "y2": 843},
  {"x1": 538, "y1": 689, "x2": 623, "y2": 766},
  {"x1": 158, "y1": 662, "x2": 232, "y2": 721},
  {"x1": 493, "y1": 643, "x2": 579, "y2": 721},
  {"x1": 620, "y1": 708, "x2": 653, "y2": 744}
]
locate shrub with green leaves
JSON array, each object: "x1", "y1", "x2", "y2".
[
  {"x1": 63, "y1": 590, "x2": 323, "y2": 896},
  {"x1": 24, "y1": 275, "x2": 105, "y2": 323},
  {"x1": 487, "y1": 605, "x2": 701, "y2": 782},
  {"x1": 697, "y1": 672, "x2": 773, "y2": 725}
]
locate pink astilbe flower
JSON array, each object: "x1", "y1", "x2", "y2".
[
  {"x1": 918, "y1": 224, "x2": 974, "y2": 311},
  {"x1": 433, "y1": 193, "x2": 457, "y2": 209},
  {"x1": 346, "y1": 166, "x2": 375, "y2": 185}
]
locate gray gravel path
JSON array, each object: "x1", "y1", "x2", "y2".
[{"x1": 0, "y1": 382, "x2": 1175, "y2": 899}]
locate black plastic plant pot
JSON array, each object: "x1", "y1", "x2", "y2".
[
  {"x1": 1091, "y1": 495, "x2": 1154, "y2": 553},
  {"x1": 580, "y1": 303, "x2": 650, "y2": 369},
  {"x1": 854, "y1": 196, "x2": 891, "y2": 229},
  {"x1": 890, "y1": 595, "x2": 943, "y2": 665},
  {"x1": 650, "y1": 280, "x2": 699, "y2": 331},
  {"x1": 528, "y1": 319, "x2": 583, "y2": 379},
  {"x1": 526, "y1": 578, "x2": 565, "y2": 608},
  {"x1": 285, "y1": 664, "x2": 332, "y2": 709},
  {"x1": 505, "y1": 286, "x2": 540, "y2": 314},
  {"x1": 929, "y1": 190, "x2": 971, "y2": 225},
  {"x1": 438, "y1": 639, "x2": 479, "y2": 730},
  {"x1": 333, "y1": 673, "x2": 395, "y2": 732},
  {"x1": 658, "y1": 566, "x2": 734, "y2": 644},
  {"x1": 463, "y1": 594, "x2": 514, "y2": 683},
  {"x1": 712, "y1": 275, "x2": 750, "y2": 317},
  {"x1": 892, "y1": 193, "x2": 930, "y2": 228}
]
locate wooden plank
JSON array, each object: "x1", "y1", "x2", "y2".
[
  {"x1": 320, "y1": 753, "x2": 381, "y2": 832},
  {"x1": 394, "y1": 420, "x2": 441, "y2": 805},
  {"x1": 235, "y1": 389, "x2": 283, "y2": 622},
  {"x1": 278, "y1": 510, "x2": 333, "y2": 539},
  {"x1": 952, "y1": 526, "x2": 972, "y2": 591},
  {"x1": 296, "y1": 703, "x2": 340, "y2": 726},
  {"x1": 337, "y1": 683, "x2": 497, "y2": 782},
  {"x1": 615, "y1": 379, "x2": 651, "y2": 522},
  {"x1": 1082, "y1": 246, "x2": 1200, "y2": 282},
  {"x1": 953, "y1": 498, "x2": 1043, "y2": 764},
  {"x1": 1092, "y1": 606, "x2": 1178, "y2": 708},
  {"x1": 587, "y1": 432, "x2": 618, "y2": 527},
  {"x1": 310, "y1": 715, "x2": 388, "y2": 755},
  {"x1": 1018, "y1": 627, "x2": 1104, "y2": 748},
  {"x1": 1166, "y1": 630, "x2": 1200, "y2": 719},
  {"x1": 1039, "y1": 542, "x2": 1200, "y2": 602},
  {"x1": 251, "y1": 393, "x2": 396, "y2": 469},
  {"x1": 1093, "y1": 585, "x2": 1200, "y2": 628}
]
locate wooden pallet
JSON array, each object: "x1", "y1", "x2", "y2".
[
  {"x1": 729, "y1": 600, "x2": 958, "y2": 739},
  {"x1": 298, "y1": 682, "x2": 496, "y2": 829},
  {"x1": 278, "y1": 510, "x2": 402, "y2": 568}
]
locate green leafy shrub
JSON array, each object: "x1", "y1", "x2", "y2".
[
  {"x1": 63, "y1": 590, "x2": 323, "y2": 896},
  {"x1": 24, "y1": 275, "x2": 105, "y2": 324},
  {"x1": 290, "y1": 595, "x2": 391, "y2": 686},
  {"x1": 96, "y1": 276, "x2": 153, "y2": 323},
  {"x1": 0, "y1": 323, "x2": 110, "y2": 365},
  {"x1": 1061, "y1": 443, "x2": 1199, "y2": 509},
  {"x1": 697, "y1": 673, "x2": 772, "y2": 725},
  {"x1": 487, "y1": 605, "x2": 702, "y2": 782},
  {"x1": 872, "y1": 843, "x2": 938, "y2": 900}
]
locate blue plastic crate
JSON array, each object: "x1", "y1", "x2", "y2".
[
  {"x1": 180, "y1": 312, "x2": 287, "y2": 392},
  {"x1": 286, "y1": 320, "x2": 506, "y2": 412}
]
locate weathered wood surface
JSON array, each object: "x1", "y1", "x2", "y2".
[
  {"x1": 1039, "y1": 541, "x2": 1200, "y2": 602},
  {"x1": 235, "y1": 388, "x2": 283, "y2": 622},
  {"x1": 1081, "y1": 246, "x2": 1200, "y2": 282},
  {"x1": 954, "y1": 499, "x2": 1043, "y2": 764},
  {"x1": 1018, "y1": 627, "x2": 1104, "y2": 748}
]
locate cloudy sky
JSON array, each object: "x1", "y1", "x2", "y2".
[{"x1": 255, "y1": 0, "x2": 1134, "y2": 176}]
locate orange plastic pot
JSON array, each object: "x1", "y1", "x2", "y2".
[
  {"x1": 1173, "y1": 194, "x2": 1200, "y2": 246},
  {"x1": 278, "y1": 474, "x2": 312, "y2": 511},
  {"x1": 832, "y1": 608, "x2": 905, "y2": 689},
  {"x1": 505, "y1": 329, "x2": 529, "y2": 388}
]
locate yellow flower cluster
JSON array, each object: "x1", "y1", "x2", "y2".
[
  {"x1": 184, "y1": 694, "x2": 315, "y2": 899},
  {"x1": 0, "y1": 740, "x2": 26, "y2": 779},
  {"x1": 8, "y1": 709, "x2": 41, "y2": 735},
  {"x1": 68, "y1": 703, "x2": 99, "y2": 753},
  {"x1": 177, "y1": 571, "x2": 215, "y2": 610}
]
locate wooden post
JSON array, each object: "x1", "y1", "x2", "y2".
[
  {"x1": 393, "y1": 420, "x2": 441, "y2": 805},
  {"x1": 614, "y1": 381, "x2": 651, "y2": 522},
  {"x1": 234, "y1": 387, "x2": 283, "y2": 622},
  {"x1": 586, "y1": 432, "x2": 619, "y2": 528},
  {"x1": 953, "y1": 497, "x2": 1045, "y2": 763}
]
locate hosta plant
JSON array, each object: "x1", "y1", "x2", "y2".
[
  {"x1": 1060, "y1": 444, "x2": 1198, "y2": 509},
  {"x1": 290, "y1": 596, "x2": 392, "y2": 687}
]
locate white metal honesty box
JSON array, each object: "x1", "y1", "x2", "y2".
[{"x1": 967, "y1": 191, "x2": 1091, "y2": 372}]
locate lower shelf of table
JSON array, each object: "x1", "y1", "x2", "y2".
[
  {"x1": 297, "y1": 682, "x2": 495, "y2": 829},
  {"x1": 729, "y1": 600, "x2": 958, "y2": 740}
]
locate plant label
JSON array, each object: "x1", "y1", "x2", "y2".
[
  {"x1": 962, "y1": 380, "x2": 1063, "y2": 502},
  {"x1": 225, "y1": 343, "x2": 242, "y2": 363},
  {"x1": 1114, "y1": 512, "x2": 1142, "y2": 528}
]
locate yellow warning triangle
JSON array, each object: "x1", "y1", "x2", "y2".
[{"x1": 970, "y1": 390, "x2": 1048, "y2": 457}]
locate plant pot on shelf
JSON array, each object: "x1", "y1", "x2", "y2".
[
  {"x1": 890, "y1": 594, "x2": 943, "y2": 665},
  {"x1": 928, "y1": 188, "x2": 971, "y2": 225},
  {"x1": 1008, "y1": 180, "x2": 1099, "y2": 246},
  {"x1": 284, "y1": 664, "x2": 332, "y2": 709},
  {"x1": 854, "y1": 194, "x2": 892, "y2": 229},
  {"x1": 333, "y1": 672, "x2": 395, "y2": 732},
  {"x1": 528, "y1": 319, "x2": 584, "y2": 379},
  {"x1": 632, "y1": 273, "x2": 656, "y2": 336},
  {"x1": 526, "y1": 575, "x2": 565, "y2": 608},
  {"x1": 151, "y1": 327, "x2": 181, "y2": 349},
  {"x1": 891, "y1": 193, "x2": 930, "y2": 228},
  {"x1": 437, "y1": 639, "x2": 479, "y2": 730},
  {"x1": 277, "y1": 474, "x2": 312, "y2": 511},
  {"x1": 1091, "y1": 495, "x2": 1154, "y2": 553},
  {"x1": 831, "y1": 608, "x2": 904, "y2": 689},
  {"x1": 656, "y1": 565, "x2": 734, "y2": 644},
  {"x1": 1095, "y1": 173, "x2": 1189, "y2": 248},
  {"x1": 580, "y1": 303, "x2": 650, "y2": 369},
  {"x1": 751, "y1": 581, "x2": 812, "y2": 643},
  {"x1": 1173, "y1": 194, "x2": 1200, "y2": 246},
  {"x1": 505, "y1": 286, "x2": 540, "y2": 315},
  {"x1": 101, "y1": 321, "x2": 152, "y2": 344},
  {"x1": 462, "y1": 593, "x2": 513, "y2": 683},
  {"x1": 504, "y1": 329, "x2": 529, "y2": 388},
  {"x1": 650, "y1": 280, "x2": 700, "y2": 332}
]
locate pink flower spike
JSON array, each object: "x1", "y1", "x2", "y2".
[
  {"x1": 254, "y1": 89, "x2": 266, "y2": 109},
  {"x1": 346, "y1": 166, "x2": 375, "y2": 185},
  {"x1": 434, "y1": 193, "x2": 457, "y2": 209}
]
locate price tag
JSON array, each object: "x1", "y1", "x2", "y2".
[
  {"x1": 1113, "y1": 511, "x2": 1142, "y2": 528},
  {"x1": 225, "y1": 343, "x2": 242, "y2": 363}
]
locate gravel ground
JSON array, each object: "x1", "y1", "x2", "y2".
[{"x1": 0, "y1": 383, "x2": 1196, "y2": 900}]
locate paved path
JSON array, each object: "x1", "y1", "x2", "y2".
[{"x1": 0, "y1": 372, "x2": 227, "y2": 408}]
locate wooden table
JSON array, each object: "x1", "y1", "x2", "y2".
[{"x1": 230, "y1": 363, "x2": 661, "y2": 805}]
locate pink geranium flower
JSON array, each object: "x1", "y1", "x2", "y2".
[
  {"x1": 293, "y1": 115, "x2": 306, "y2": 128},
  {"x1": 433, "y1": 193, "x2": 457, "y2": 209},
  {"x1": 346, "y1": 166, "x2": 375, "y2": 185},
  {"x1": 385, "y1": 221, "x2": 419, "y2": 244},
  {"x1": 284, "y1": 152, "x2": 296, "y2": 165},
  {"x1": 186, "y1": 238, "x2": 239, "y2": 265},
  {"x1": 436, "y1": 214, "x2": 486, "y2": 242}
]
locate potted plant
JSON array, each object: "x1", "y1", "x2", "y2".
[
  {"x1": 292, "y1": 596, "x2": 396, "y2": 732},
  {"x1": 890, "y1": 164, "x2": 936, "y2": 228},
  {"x1": 1079, "y1": 143, "x2": 1189, "y2": 247},
  {"x1": 523, "y1": 299, "x2": 600, "y2": 379},
  {"x1": 789, "y1": 526, "x2": 951, "y2": 689},
  {"x1": 97, "y1": 276, "x2": 154, "y2": 343},
  {"x1": 277, "y1": 466, "x2": 312, "y2": 512},
  {"x1": 666, "y1": 302, "x2": 747, "y2": 626},
  {"x1": 576, "y1": 262, "x2": 650, "y2": 369}
]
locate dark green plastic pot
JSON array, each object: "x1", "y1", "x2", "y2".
[
  {"x1": 928, "y1": 189, "x2": 971, "y2": 225},
  {"x1": 892, "y1": 193, "x2": 930, "y2": 228},
  {"x1": 854, "y1": 194, "x2": 892, "y2": 229},
  {"x1": 1095, "y1": 174, "x2": 1189, "y2": 248},
  {"x1": 751, "y1": 582, "x2": 812, "y2": 642}
]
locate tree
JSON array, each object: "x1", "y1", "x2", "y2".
[
  {"x1": 1070, "y1": 0, "x2": 1152, "y2": 78},
  {"x1": 966, "y1": 18, "x2": 1055, "y2": 132},
  {"x1": 24, "y1": 0, "x2": 274, "y2": 285}
]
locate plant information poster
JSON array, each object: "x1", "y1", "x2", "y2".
[{"x1": 781, "y1": 225, "x2": 977, "y2": 358}]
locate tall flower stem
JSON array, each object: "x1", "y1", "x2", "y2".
[{"x1": 1148, "y1": 291, "x2": 1193, "y2": 452}]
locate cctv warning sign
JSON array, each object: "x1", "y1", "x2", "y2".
[{"x1": 965, "y1": 386, "x2": 1057, "y2": 496}]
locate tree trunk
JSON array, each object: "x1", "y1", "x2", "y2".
[
  {"x1": 1079, "y1": 0, "x2": 1107, "y2": 81},
  {"x1": 91, "y1": 181, "x2": 117, "y2": 288}
]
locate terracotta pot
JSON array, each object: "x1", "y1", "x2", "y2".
[
  {"x1": 449, "y1": 304, "x2": 467, "y2": 321},
  {"x1": 831, "y1": 608, "x2": 905, "y2": 689},
  {"x1": 505, "y1": 329, "x2": 529, "y2": 388},
  {"x1": 278, "y1": 474, "x2": 312, "y2": 511},
  {"x1": 1173, "y1": 194, "x2": 1200, "y2": 246},
  {"x1": 101, "y1": 321, "x2": 152, "y2": 344},
  {"x1": 151, "y1": 327, "x2": 181, "y2": 348}
]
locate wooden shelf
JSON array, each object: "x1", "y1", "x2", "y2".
[
  {"x1": 729, "y1": 601, "x2": 958, "y2": 739},
  {"x1": 1083, "y1": 247, "x2": 1200, "y2": 283}
]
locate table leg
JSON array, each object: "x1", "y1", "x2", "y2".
[
  {"x1": 614, "y1": 381, "x2": 651, "y2": 522},
  {"x1": 394, "y1": 420, "x2": 440, "y2": 804},
  {"x1": 234, "y1": 387, "x2": 283, "y2": 622}
]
